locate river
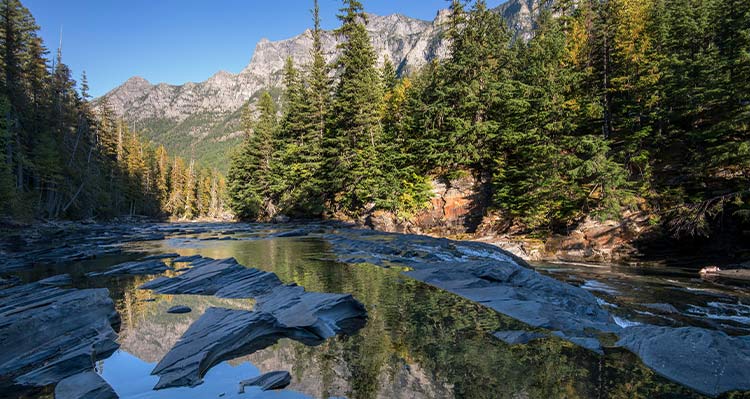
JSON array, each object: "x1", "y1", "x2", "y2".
[{"x1": 4, "y1": 222, "x2": 750, "y2": 399}]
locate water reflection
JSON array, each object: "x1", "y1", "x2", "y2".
[{"x1": 11, "y1": 228, "x2": 738, "y2": 398}]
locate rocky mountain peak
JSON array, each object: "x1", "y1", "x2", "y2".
[{"x1": 97, "y1": 1, "x2": 546, "y2": 170}]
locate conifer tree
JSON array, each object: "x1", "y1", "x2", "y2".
[
  {"x1": 325, "y1": 0, "x2": 386, "y2": 213},
  {"x1": 227, "y1": 91, "x2": 278, "y2": 219}
]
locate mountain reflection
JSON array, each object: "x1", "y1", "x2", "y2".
[{"x1": 97, "y1": 235, "x2": 704, "y2": 399}]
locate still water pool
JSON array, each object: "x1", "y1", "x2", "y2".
[{"x1": 11, "y1": 223, "x2": 750, "y2": 399}]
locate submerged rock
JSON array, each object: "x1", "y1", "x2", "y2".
[
  {"x1": 54, "y1": 371, "x2": 118, "y2": 399},
  {"x1": 166, "y1": 305, "x2": 192, "y2": 314},
  {"x1": 238, "y1": 370, "x2": 291, "y2": 393},
  {"x1": 0, "y1": 281, "x2": 119, "y2": 390},
  {"x1": 617, "y1": 325, "x2": 750, "y2": 397},
  {"x1": 493, "y1": 330, "x2": 546, "y2": 345},
  {"x1": 86, "y1": 259, "x2": 170, "y2": 277}
]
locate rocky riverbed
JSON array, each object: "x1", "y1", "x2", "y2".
[{"x1": 1, "y1": 222, "x2": 749, "y2": 398}]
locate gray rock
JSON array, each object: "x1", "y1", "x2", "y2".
[
  {"x1": 272, "y1": 228, "x2": 309, "y2": 238},
  {"x1": 493, "y1": 330, "x2": 546, "y2": 345},
  {"x1": 238, "y1": 370, "x2": 291, "y2": 393},
  {"x1": 0, "y1": 281, "x2": 119, "y2": 389},
  {"x1": 140, "y1": 257, "x2": 282, "y2": 298},
  {"x1": 616, "y1": 325, "x2": 750, "y2": 397},
  {"x1": 0, "y1": 276, "x2": 20, "y2": 289},
  {"x1": 166, "y1": 305, "x2": 191, "y2": 314},
  {"x1": 38, "y1": 274, "x2": 72, "y2": 287},
  {"x1": 145, "y1": 257, "x2": 367, "y2": 389},
  {"x1": 86, "y1": 259, "x2": 169, "y2": 277},
  {"x1": 405, "y1": 261, "x2": 620, "y2": 339},
  {"x1": 327, "y1": 229, "x2": 620, "y2": 350},
  {"x1": 54, "y1": 371, "x2": 118, "y2": 399}
]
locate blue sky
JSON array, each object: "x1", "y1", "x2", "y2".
[{"x1": 25, "y1": 0, "x2": 505, "y2": 98}]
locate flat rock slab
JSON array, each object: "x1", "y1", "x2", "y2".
[
  {"x1": 238, "y1": 371, "x2": 291, "y2": 393},
  {"x1": 140, "y1": 257, "x2": 282, "y2": 298},
  {"x1": 0, "y1": 280, "x2": 120, "y2": 389},
  {"x1": 38, "y1": 274, "x2": 72, "y2": 287},
  {"x1": 617, "y1": 325, "x2": 750, "y2": 397},
  {"x1": 144, "y1": 256, "x2": 367, "y2": 389},
  {"x1": 405, "y1": 260, "x2": 620, "y2": 340},
  {"x1": 54, "y1": 371, "x2": 118, "y2": 399},
  {"x1": 493, "y1": 330, "x2": 547, "y2": 345},
  {"x1": 86, "y1": 259, "x2": 169, "y2": 277},
  {"x1": 166, "y1": 305, "x2": 192, "y2": 314}
]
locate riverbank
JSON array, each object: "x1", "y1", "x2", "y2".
[{"x1": 352, "y1": 175, "x2": 750, "y2": 269}]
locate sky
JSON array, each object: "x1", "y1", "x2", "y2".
[{"x1": 24, "y1": 0, "x2": 505, "y2": 98}]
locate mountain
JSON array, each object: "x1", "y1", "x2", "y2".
[{"x1": 96, "y1": 0, "x2": 542, "y2": 171}]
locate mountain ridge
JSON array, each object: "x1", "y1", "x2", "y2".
[{"x1": 97, "y1": 0, "x2": 541, "y2": 170}]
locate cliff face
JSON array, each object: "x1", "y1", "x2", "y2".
[{"x1": 96, "y1": 1, "x2": 544, "y2": 170}]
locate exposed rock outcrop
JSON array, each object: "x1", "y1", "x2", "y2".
[
  {"x1": 141, "y1": 256, "x2": 367, "y2": 389},
  {"x1": 86, "y1": 259, "x2": 170, "y2": 277},
  {"x1": 324, "y1": 227, "x2": 750, "y2": 396},
  {"x1": 140, "y1": 257, "x2": 282, "y2": 298},
  {"x1": 366, "y1": 174, "x2": 490, "y2": 235},
  {"x1": 0, "y1": 279, "x2": 120, "y2": 392},
  {"x1": 617, "y1": 325, "x2": 750, "y2": 397}
]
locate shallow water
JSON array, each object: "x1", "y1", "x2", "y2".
[
  {"x1": 7, "y1": 223, "x2": 750, "y2": 398},
  {"x1": 532, "y1": 261, "x2": 750, "y2": 335}
]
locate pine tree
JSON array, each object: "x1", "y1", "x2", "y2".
[
  {"x1": 325, "y1": 0, "x2": 386, "y2": 214},
  {"x1": 227, "y1": 91, "x2": 278, "y2": 220}
]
